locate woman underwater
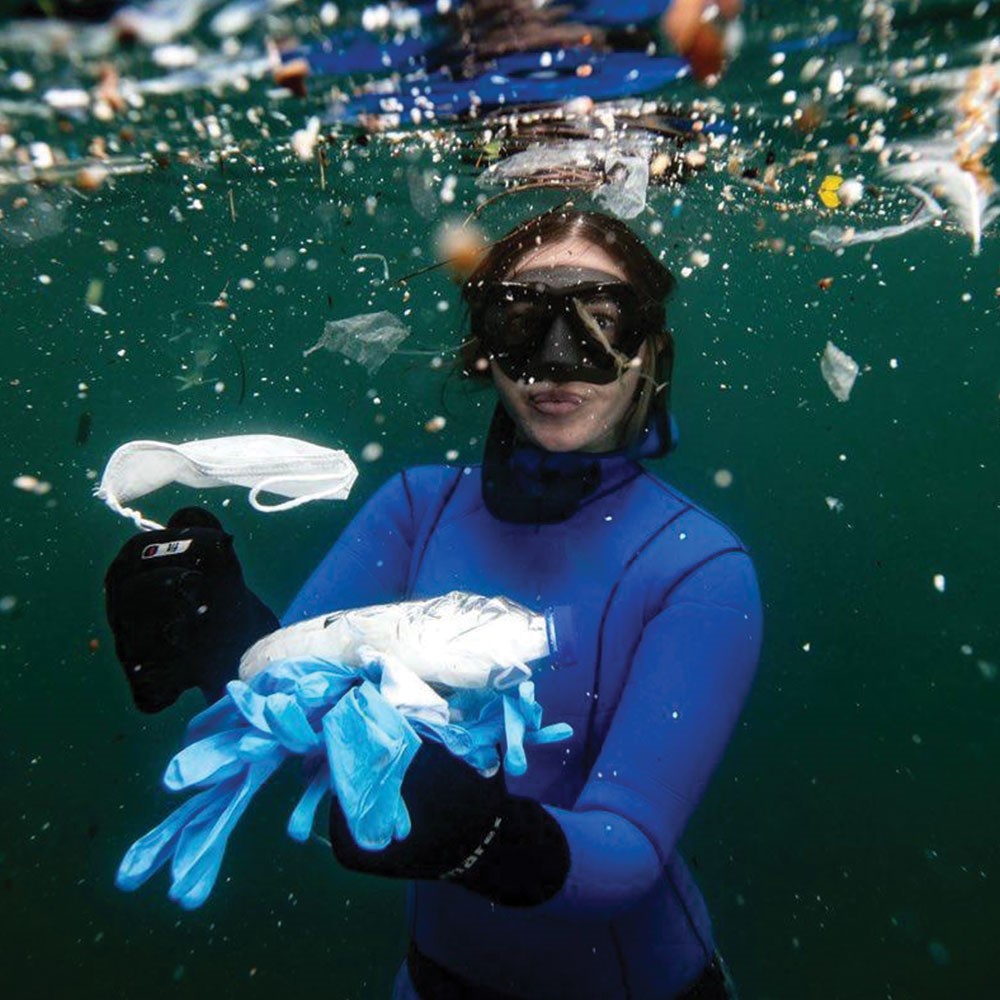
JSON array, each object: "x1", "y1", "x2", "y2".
[{"x1": 105, "y1": 207, "x2": 763, "y2": 1000}]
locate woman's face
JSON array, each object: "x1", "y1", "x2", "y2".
[{"x1": 490, "y1": 237, "x2": 644, "y2": 454}]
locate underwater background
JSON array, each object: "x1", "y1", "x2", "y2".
[{"x1": 1, "y1": 1, "x2": 998, "y2": 997}]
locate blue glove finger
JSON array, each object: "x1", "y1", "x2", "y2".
[
  {"x1": 116, "y1": 784, "x2": 230, "y2": 891},
  {"x1": 392, "y1": 796, "x2": 412, "y2": 842},
  {"x1": 502, "y1": 694, "x2": 528, "y2": 777},
  {"x1": 186, "y1": 697, "x2": 244, "y2": 744},
  {"x1": 264, "y1": 691, "x2": 321, "y2": 754},
  {"x1": 515, "y1": 680, "x2": 544, "y2": 731},
  {"x1": 236, "y1": 732, "x2": 281, "y2": 761},
  {"x1": 169, "y1": 758, "x2": 282, "y2": 909},
  {"x1": 322, "y1": 681, "x2": 420, "y2": 851},
  {"x1": 227, "y1": 680, "x2": 272, "y2": 733},
  {"x1": 286, "y1": 761, "x2": 330, "y2": 842},
  {"x1": 164, "y1": 731, "x2": 246, "y2": 791},
  {"x1": 524, "y1": 722, "x2": 575, "y2": 745}
]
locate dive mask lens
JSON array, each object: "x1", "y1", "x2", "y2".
[{"x1": 473, "y1": 280, "x2": 652, "y2": 383}]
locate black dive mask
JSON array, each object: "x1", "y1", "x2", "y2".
[{"x1": 468, "y1": 267, "x2": 664, "y2": 385}]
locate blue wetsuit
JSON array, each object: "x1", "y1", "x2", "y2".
[{"x1": 284, "y1": 419, "x2": 762, "y2": 1000}]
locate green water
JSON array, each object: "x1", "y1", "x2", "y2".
[{"x1": 2, "y1": 2, "x2": 999, "y2": 997}]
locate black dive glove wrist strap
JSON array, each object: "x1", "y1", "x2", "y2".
[{"x1": 328, "y1": 741, "x2": 570, "y2": 907}]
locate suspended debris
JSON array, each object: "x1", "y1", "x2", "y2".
[
  {"x1": 810, "y1": 186, "x2": 944, "y2": 251},
  {"x1": 304, "y1": 311, "x2": 411, "y2": 375},
  {"x1": 820, "y1": 341, "x2": 859, "y2": 403},
  {"x1": 884, "y1": 64, "x2": 999, "y2": 254}
]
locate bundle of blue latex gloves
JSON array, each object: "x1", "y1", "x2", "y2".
[{"x1": 116, "y1": 655, "x2": 572, "y2": 909}]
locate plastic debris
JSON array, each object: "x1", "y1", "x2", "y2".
[
  {"x1": 303, "y1": 311, "x2": 410, "y2": 374},
  {"x1": 818, "y1": 174, "x2": 844, "y2": 208},
  {"x1": 884, "y1": 159, "x2": 997, "y2": 256},
  {"x1": 810, "y1": 187, "x2": 944, "y2": 251},
  {"x1": 594, "y1": 153, "x2": 650, "y2": 220},
  {"x1": 117, "y1": 593, "x2": 572, "y2": 908},
  {"x1": 210, "y1": 0, "x2": 297, "y2": 38},
  {"x1": 96, "y1": 435, "x2": 358, "y2": 530},
  {"x1": 820, "y1": 341, "x2": 859, "y2": 402},
  {"x1": 884, "y1": 64, "x2": 999, "y2": 254},
  {"x1": 478, "y1": 140, "x2": 653, "y2": 220}
]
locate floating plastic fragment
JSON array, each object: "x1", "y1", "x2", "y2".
[
  {"x1": 838, "y1": 178, "x2": 864, "y2": 208},
  {"x1": 883, "y1": 64, "x2": 998, "y2": 254},
  {"x1": 820, "y1": 341, "x2": 859, "y2": 402},
  {"x1": 884, "y1": 159, "x2": 997, "y2": 256},
  {"x1": 818, "y1": 174, "x2": 843, "y2": 208},
  {"x1": 478, "y1": 140, "x2": 652, "y2": 220},
  {"x1": 210, "y1": 0, "x2": 297, "y2": 38},
  {"x1": 114, "y1": 0, "x2": 223, "y2": 46},
  {"x1": 810, "y1": 187, "x2": 944, "y2": 251},
  {"x1": 594, "y1": 153, "x2": 650, "y2": 220},
  {"x1": 303, "y1": 311, "x2": 410, "y2": 374}
]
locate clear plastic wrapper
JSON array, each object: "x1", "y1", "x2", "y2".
[{"x1": 303, "y1": 310, "x2": 411, "y2": 374}]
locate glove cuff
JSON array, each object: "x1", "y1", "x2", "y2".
[{"x1": 450, "y1": 795, "x2": 569, "y2": 907}]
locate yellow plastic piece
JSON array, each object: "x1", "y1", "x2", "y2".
[{"x1": 818, "y1": 174, "x2": 844, "y2": 208}]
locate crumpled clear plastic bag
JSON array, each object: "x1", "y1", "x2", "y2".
[
  {"x1": 303, "y1": 310, "x2": 410, "y2": 374},
  {"x1": 116, "y1": 593, "x2": 572, "y2": 909},
  {"x1": 477, "y1": 140, "x2": 651, "y2": 220},
  {"x1": 240, "y1": 591, "x2": 550, "y2": 722}
]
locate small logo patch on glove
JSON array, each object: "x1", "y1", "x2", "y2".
[
  {"x1": 141, "y1": 539, "x2": 193, "y2": 560},
  {"x1": 441, "y1": 816, "x2": 503, "y2": 880}
]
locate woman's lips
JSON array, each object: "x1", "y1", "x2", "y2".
[{"x1": 528, "y1": 388, "x2": 584, "y2": 416}]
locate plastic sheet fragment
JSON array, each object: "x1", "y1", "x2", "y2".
[
  {"x1": 303, "y1": 311, "x2": 411, "y2": 374},
  {"x1": 820, "y1": 341, "x2": 859, "y2": 403},
  {"x1": 810, "y1": 187, "x2": 944, "y2": 251}
]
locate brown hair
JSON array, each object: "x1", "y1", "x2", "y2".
[{"x1": 460, "y1": 207, "x2": 676, "y2": 449}]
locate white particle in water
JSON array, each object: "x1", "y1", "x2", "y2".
[
  {"x1": 361, "y1": 442, "x2": 384, "y2": 462},
  {"x1": 933, "y1": 574, "x2": 946, "y2": 593},
  {"x1": 0, "y1": 595, "x2": 17, "y2": 613},
  {"x1": 713, "y1": 468, "x2": 733, "y2": 488}
]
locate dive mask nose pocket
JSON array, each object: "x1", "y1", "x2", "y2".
[{"x1": 472, "y1": 280, "x2": 659, "y2": 385}]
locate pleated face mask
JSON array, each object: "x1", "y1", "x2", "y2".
[{"x1": 96, "y1": 434, "x2": 359, "y2": 530}]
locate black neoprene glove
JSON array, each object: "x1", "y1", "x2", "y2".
[
  {"x1": 104, "y1": 507, "x2": 279, "y2": 713},
  {"x1": 327, "y1": 740, "x2": 570, "y2": 907}
]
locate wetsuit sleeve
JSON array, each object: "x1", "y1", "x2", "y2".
[
  {"x1": 281, "y1": 471, "x2": 417, "y2": 624},
  {"x1": 540, "y1": 549, "x2": 762, "y2": 919}
]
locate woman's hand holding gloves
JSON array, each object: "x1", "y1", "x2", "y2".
[
  {"x1": 104, "y1": 507, "x2": 279, "y2": 713},
  {"x1": 328, "y1": 740, "x2": 570, "y2": 907}
]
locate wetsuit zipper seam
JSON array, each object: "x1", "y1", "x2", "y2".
[
  {"x1": 609, "y1": 922, "x2": 633, "y2": 999},
  {"x1": 583, "y1": 504, "x2": 693, "y2": 771}
]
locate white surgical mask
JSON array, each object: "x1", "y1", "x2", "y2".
[{"x1": 96, "y1": 434, "x2": 359, "y2": 530}]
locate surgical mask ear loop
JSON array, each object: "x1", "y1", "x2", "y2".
[
  {"x1": 247, "y1": 472, "x2": 358, "y2": 514},
  {"x1": 99, "y1": 491, "x2": 166, "y2": 532}
]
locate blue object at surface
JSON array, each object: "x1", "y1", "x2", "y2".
[
  {"x1": 333, "y1": 49, "x2": 691, "y2": 121},
  {"x1": 284, "y1": 439, "x2": 763, "y2": 999}
]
